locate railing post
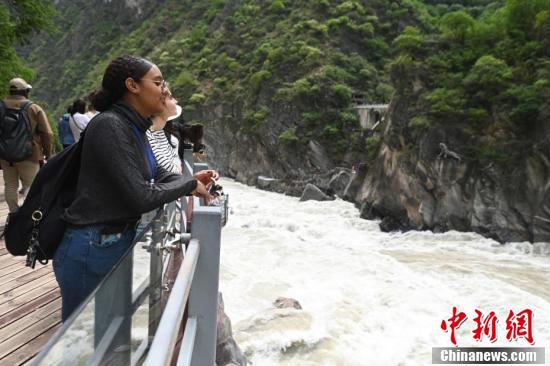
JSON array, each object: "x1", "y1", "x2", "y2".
[
  {"x1": 193, "y1": 162, "x2": 208, "y2": 174},
  {"x1": 188, "y1": 206, "x2": 222, "y2": 366},
  {"x1": 149, "y1": 211, "x2": 165, "y2": 337},
  {"x1": 165, "y1": 201, "x2": 177, "y2": 234},
  {"x1": 183, "y1": 149, "x2": 194, "y2": 178},
  {"x1": 180, "y1": 149, "x2": 194, "y2": 227}
]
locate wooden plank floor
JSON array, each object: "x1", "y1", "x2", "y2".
[{"x1": 0, "y1": 170, "x2": 61, "y2": 366}]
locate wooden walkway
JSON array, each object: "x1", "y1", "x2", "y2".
[{"x1": 0, "y1": 171, "x2": 61, "y2": 366}]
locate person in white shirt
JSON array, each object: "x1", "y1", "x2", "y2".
[{"x1": 68, "y1": 99, "x2": 90, "y2": 142}]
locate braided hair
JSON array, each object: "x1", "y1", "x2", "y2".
[{"x1": 90, "y1": 55, "x2": 153, "y2": 112}]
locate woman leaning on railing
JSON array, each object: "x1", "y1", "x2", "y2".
[{"x1": 52, "y1": 55, "x2": 216, "y2": 322}]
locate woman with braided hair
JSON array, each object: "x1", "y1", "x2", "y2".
[{"x1": 53, "y1": 55, "x2": 216, "y2": 321}]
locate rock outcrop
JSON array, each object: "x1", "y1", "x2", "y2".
[
  {"x1": 217, "y1": 293, "x2": 247, "y2": 366},
  {"x1": 350, "y1": 90, "x2": 550, "y2": 243},
  {"x1": 299, "y1": 183, "x2": 334, "y2": 202}
]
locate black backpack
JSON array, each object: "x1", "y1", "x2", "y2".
[
  {"x1": 0, "y1": 100, "x2": 34, "y2": 162},
  {"x1": 4, "y1": 133, "x2": 84, "y2": 268}
]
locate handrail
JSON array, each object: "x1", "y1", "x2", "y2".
[
  {"x1": 30, "y1": 207, "x2": 165, "y2": 366},
  {"x1": 144, "y1": 239, "x2": 200, "y2": 365},
  {"x1": 177, "y1": 317, "x2": 198, "y2": 366},
  {"x1": 145, "y1": 160, "x2": 224, "y2": 365}
]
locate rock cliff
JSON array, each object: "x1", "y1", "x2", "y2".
[
  {"x1": 208, "y1": 78, "x2": 550, "y2": 244},
  {"x1": 342, "y1": 73, "x2": 550, "y2": 243}
]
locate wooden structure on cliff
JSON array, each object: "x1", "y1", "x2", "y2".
[{"x1": 355, "y1": 104, "x2": 389, "y2": 130}]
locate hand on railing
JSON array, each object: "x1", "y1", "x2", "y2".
[{"x1": 191, "y1": 180, "x2": 214, "y2": 206}]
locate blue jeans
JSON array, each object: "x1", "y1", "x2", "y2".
[{"x1": 53, "y1": 224, "x2": 136, "y2": 321}]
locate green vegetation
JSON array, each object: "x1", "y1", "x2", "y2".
[
  {"x1": 366, "y1": 135, "x2": 381, "y2": 161},
  {"x1": 0, "y1": 0, "x2": 57, "y2": 96},
  {"x1": 0, "y1": 1, "x2": 60, "y2": 150},
  {"x1": 394, "y1": 0, "x2": 550, "y2": 146},
  {"x1": 279, "y1": 126, "x2": 299, "y2": 144},
  {"x1": 14, "y1": 0, "x2": 549, "y2": 165},
  {"x1": 24, "y1": 0, "x2": 424, "y2": 161}
]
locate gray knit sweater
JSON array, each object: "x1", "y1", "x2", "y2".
[{"x1": 62, "y1": 101, "x2": 197, "y2": 225}]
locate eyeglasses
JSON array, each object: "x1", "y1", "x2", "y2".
[{"x1": 140, "y1": 78, "x2": 167, "y2": 89}]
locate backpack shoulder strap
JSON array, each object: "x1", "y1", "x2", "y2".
[
  {"x1": 0, "y1": 101, "x2": 5, "y2": 134},
  {"x1": 20, "y1": 101, "x2": 33, "y2": 111},
  {"x1": 72, "y1": 114, "x2": 85, "y2": 131},
  {"x1": 19, "y1": 101, "x2": 34, "y2": 133}
]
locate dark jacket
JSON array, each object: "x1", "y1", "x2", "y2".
[{"x1": 62, "y1": 101, "x2": 197, "y2": 225}]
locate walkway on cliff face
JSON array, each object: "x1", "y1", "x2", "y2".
[{"x1": 0, "y1": 170, "x2": 61, "y2": 366}]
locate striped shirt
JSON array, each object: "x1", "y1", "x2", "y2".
[{"x1": 146, "y1": 130, "x2": 181, "y2": 174}]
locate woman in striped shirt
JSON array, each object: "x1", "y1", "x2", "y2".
[{"x1": 147, "y1": 90, "x2": 182, "y2": 174}]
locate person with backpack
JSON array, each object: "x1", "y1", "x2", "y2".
[
  {"x1": 58, "y1": 105, "x2": 75, "y2": 149},
  {"x1": 53, "y1": 55, "x2": 216, "y2": 321},
  {"x1": 0, "y1": 78, "x2": 53, "y2": 212}
]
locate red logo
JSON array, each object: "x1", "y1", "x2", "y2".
[
  {"x1": 440, "y1": 306, "x2": 468, "y2": 346},
  {"x1": 472, "y1": 309, "x2": 498, "y2": 343},
  {"x1": 506, "y1": 309, "x2": 534, "y2": 344}
]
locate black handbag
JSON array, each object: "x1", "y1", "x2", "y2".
[{"x1": 4, "y1": 132, "x2": 84, "y2": 268}]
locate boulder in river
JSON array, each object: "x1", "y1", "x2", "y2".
[
  {"x1": 256, "y1": 175, "x2": 280, "y2": 190},
  {"x1": 274, "y1": 297, "x2": 302, "y2": 310},
  {"x1": 300, "y1": 183, "x2": 334, "y2": 202}
]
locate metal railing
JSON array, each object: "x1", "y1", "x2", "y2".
[{"x1": 32, "y1": 150, "x2": 227, "y2": 366}]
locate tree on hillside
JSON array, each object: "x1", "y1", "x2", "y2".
[
  {"x1": 0, "y1": 0, "x2": 57, "y2": 95},
  {"x1": 505, "y1": 0, "x2": 550, "y2": 37},
  {"x1": 439, "y1": 11, "x2": 475, "y2": 44},
  {"x1": 535, "y1": 10, "x2": 550, "y2": 51},
  {"x1": 463, "y1": 55, "x2": 511, "y2": 114},
  {"x1": 393, "y1": 26, "x2": 424, "y2": 55}
]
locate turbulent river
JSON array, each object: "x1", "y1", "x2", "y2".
[{"x1": 219, "y1": 180, "x2": 550, "y2": 366}]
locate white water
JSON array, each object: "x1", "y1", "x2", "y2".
[{"x1": 219, "y1": 180, "x2": 550, "y2": 366}]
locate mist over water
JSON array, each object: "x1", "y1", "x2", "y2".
[{"x1": 219, "y1": 180, "x2": 550, "y2": 366}]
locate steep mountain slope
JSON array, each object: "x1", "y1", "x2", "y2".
[
  {"x1": 21, "y1": 0, "x2": 550, "y2": 242},
  {"x1": 25, "y1": 0, "x2": 426, "y2": 173}
]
